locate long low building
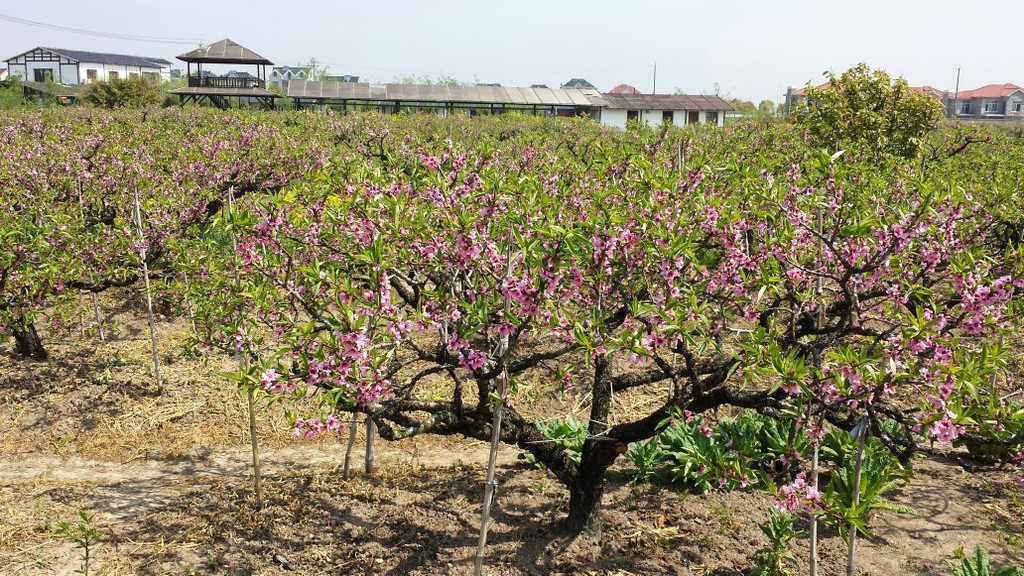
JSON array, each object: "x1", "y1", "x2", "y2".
[
  {"x1": 4, "y1": 47, "x2": 172, "y2": 84},
  {"x1": 287, "y1": 80, "x2": 730, "y2": 127}
]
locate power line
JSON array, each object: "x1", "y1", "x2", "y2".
[{"x1": 0, "y1": 13, "x2": 201, "y2": 45}]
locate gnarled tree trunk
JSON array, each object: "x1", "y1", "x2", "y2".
[
  {"x1": 566, "y1": 354, "x2": 620, "y2": 534},
  {"x1": 13, "y1": 321, "x2": 48, "y2": 361}
]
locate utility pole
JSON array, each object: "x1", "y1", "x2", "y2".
[
  {"x1": 652, "y1": 62, "x2": 657, "y2": 94},
  {"x1": 952, "y1": 66, "x2": 961, "y2": 118}
]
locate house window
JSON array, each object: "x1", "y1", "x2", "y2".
[
  {"x1": 984, "y1": 101, "x2": 1001, "y2": 113},
  {"x1": 705, "y1": 111, "x2": 719, "y2": 125},
  {"x1": 688, "y1": 111, "x2": 700, "y2": 124},
  {"x1": 86, "y1": 69, "x2": 98, "y2": 82},
  {"x1": 626, "y1": 110, "x2": 639, "y2": 122},
  {"x1": 1014, "y1": 102, "x2": 1023, "y2": 113},
  {"x1": 961, "y1": 102, "x2": 971, "y2": 114},
  {"x1": 33, "y1": 68, "x2": 53, "y2": 82},
  {"x1": 662, "y1": 111, "x2": 674, "y2": 124},
  {"x1": 108, "y1": 71, "x2": 119, "y2": 80}
]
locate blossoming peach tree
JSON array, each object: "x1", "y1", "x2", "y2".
[
  {"x1": 190, "y1": 112, "x2": 1022, "y2": 533},
  {"x1": 0, "y1": 108, "x2": 319, "y2": 360}
]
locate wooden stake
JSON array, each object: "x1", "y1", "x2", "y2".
[
  {"x1": 227, "y1": 187, "x2": 264, "y2": 510},
  {"x1": 133, "y1": 192, "x2": 162, "y2": 394},
  {"x1": 475, "y1": 244, "x2": 514, "y2": 576},
  {"x1": 809, "y1": 423, "x2": 820, "y2": 576},
  {"x1": 79, "y1": 180, "x2": 104, "y2": 342},
  {"x1": 365, "y1": 418, "x2": 376, "y2": 474},
  {"x1": 344, "y1": 412, "x2": 359, "y2": 480},
  {"x1": 182, "y1": 271, "x2": 197, "y2": 334},
  {"x1": 474, "y1": 371, "x2": 506, "y2": 576},
  {"x1": 847, "y1": 416, "x2": 869, "y2": 576},
  {"x1": 809, "y1": 206, "x2": 825, "y2": 576},
  {"x1": 247, "y1": 385, "x2": 264, "y2": 510}
]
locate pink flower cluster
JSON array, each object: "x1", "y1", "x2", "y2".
[
  {"x1": 913, "y1": 391, "x2": 965, "y2": 442},
  {"x1": 260, "y1": 368, "x2": 295, "y2": 394},
  {"x1": 775, "y1": 472, "x2": 822, "y2": 512},
  {"x1": 293, "y1": 414, "x2": 345, "y2": 438},
  {"x1": 447, "y1": 334, "x2": 489, "y2": 371}
]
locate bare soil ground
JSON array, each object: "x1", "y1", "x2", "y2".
[{"x1": 1, "y1": 290, "x2": 1021, "y2": 575}]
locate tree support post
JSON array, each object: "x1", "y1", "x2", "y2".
[{"x1": 133, "y1": 191, "x2": 163, "y2": 394}]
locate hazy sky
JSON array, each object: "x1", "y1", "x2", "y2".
[{"x1": 1, "y1": 1, "x2": 1018, "y2": 102}]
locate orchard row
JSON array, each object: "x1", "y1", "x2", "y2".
[{"x1": 1, "y1": 106, "x2": 1022, "y2": 530}]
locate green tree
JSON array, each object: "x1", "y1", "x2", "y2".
[
  {"x1": 305, "y1": 58, "x2": 329, "y2": 81},
  {"x1": 391, "y1": 72, "x2": 463, "y2": 86},
  {"x1": 758, "y1": 99, "x2": 776, "y2": 117},
  {"x1": 83, "y1": 76, "x2": 162, "y2": 108},
  {"x1": 728, "y1": 98, "x2": 758, "y2": 116},
  {"x1": 0, "y1": 78, "x2": 30, "y2": 110},
  {"x1": 793, "y1": 63, "x2": 943, "y2": 161}
]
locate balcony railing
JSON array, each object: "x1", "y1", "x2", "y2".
[{"x1": 188, "y1": 76, "x2": 264, "y2": 89}]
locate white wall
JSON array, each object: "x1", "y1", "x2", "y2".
[
  {"x1": 8, "y1": 60, "x2": 69, "y2": 83},
  {"x1": 601, "y1": 109, "x2": 629, "y2": 129},
  {"x1": 79, "y1": 62, "x2": 169, "y2": 84}
]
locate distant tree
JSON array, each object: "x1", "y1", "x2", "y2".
[
  {"x1": 793, "y1": 63, "x2": 943, "y2": 161},
  {"x1": 305, "y1": 58, "x2": 330, "y2": 81},
  {"x1": 728, "y1": 98, "x2": 758, "y2": 116},
  {"x1": 758, "y1": 99, "x2": 776, "y2": 116},
  {"x1": 0, "y1": 79, "x2": 30, "y2": 110},
  {"x1": 83, "y1": 76, "x2": 162, "y2": 108},
  {"x1": 392, "y1": 72, "x2": 463, "y2": 86}
]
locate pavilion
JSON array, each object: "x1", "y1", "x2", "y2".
[{"x1": 169, "y1": 39, "x2": 278, "y2": 110}]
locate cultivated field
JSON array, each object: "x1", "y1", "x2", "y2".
[{"x1": 1, "y1": 102, "x2": 1022, "y2": 575}]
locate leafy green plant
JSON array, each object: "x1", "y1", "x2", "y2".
[
  {"x1": 520, "y1": 414, "x2": 588, "y2": 466},
  {"x1": 819, "y1": 429, "x2": 915, "y2": 540},
  {"x1": 54, "y1": 511, "x2": 101, "y2": 576},
  {"x1": 629, "y1": 410, "x2": 805, "y2": 493},
  {"x1": 624, "y1": 437, "x2": 661, "y2": 482},
  {"x1": 83, "y1": 76, "x2": 162, "y2": 108},
  {"x1": 948, "y1": 545, "x2": 1024, "y2": 576},
  {"x1": 751, "y1": 507, "x2": 805, "y2": 576}
]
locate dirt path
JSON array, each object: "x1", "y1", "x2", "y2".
[{"x1": 0, "y1": 435, "x2": 510, "y2": 521}]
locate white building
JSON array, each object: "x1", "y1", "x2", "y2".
[
  {"x1": 286, "y1": 80, "x2": 732, "y2": 127},
  {"x1": 268, "y1": 65, "x2": 309, "y2": 91},
  {"x1": 4, "y1": 47, "x2": 172, "y2": 85},
  {"x1": 595, "y1": 93, "x2": 730, "y2": 129}
]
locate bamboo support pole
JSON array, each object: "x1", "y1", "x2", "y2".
[
  {"x1": 474, "y1": 371, "x2": 506, "y2": 576},
  {"x1": 227, "y1": 187, "x2": 264, "y2": 510},
  {"x1": 133, "y1": 192, "x2": 162, "y2": 394},
  {"x1": 365, "y1": 418, "x2": 376, "y2": 474},
  {"x1": 344, "y1": 412, "x2": 359, "y2": 480},
  {"x1": 475, "y1": 244, "x2": 514, "y2": 576},
  {"x1": 79, "y1": 180, "x2": 105, "y2": 341},
  {"x1": 847, "y1": 416, "x2": 869, "y2": 576}
]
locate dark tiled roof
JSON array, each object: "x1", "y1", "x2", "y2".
[
  {"x1": 177, "y1": 39, "x2": 272, "y2": 65},
  {"x1": 598, "y1": 93, "x2": 732, "y2": 112},
  {"x1": 20, "y1": 80, "x2": 88, "y2": 96},
  {"x1": 288, "y1": 81, "x2": 596, "y2": 106},
  {"x1": 562, "y1": 77, "x2": 596, "y2": 89},
  {"x1": 40, "y1": 48, "x2": 171, "y2": 68}
]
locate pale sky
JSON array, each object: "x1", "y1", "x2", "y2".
[{"x1": 0, "y1": 0, "x2": 1017, "y2": 103}]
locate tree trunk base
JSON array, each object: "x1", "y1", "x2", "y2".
[{"x1": 13, "y1": 323, "x2": 48, "y2": 361}]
